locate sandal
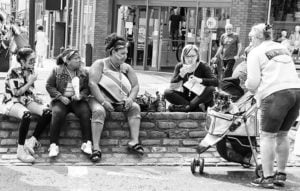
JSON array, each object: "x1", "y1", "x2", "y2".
[
  {"x1": 90, "y1": 150, "x2": 101, "y2": 162},
  {"x1": 127, "y1": 143, "x2": 144, "y2": 156}
]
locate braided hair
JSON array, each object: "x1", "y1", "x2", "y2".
[
  {"x1": 105, "y1": 33, "x2": 127, "y2": 55},
  {"x1": 16, "y1": 47, "x2": 34, "y2": 63},
  {"x1": 56, "y1": 49, "x2": 79, "y2": 65}
]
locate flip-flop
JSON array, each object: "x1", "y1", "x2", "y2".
[
  {"x1": 127, "y1": 143, "x2": 144, "y2": 156},
  {"x1": 90, "y1": 150, "x2": 101, "y2": 162}
]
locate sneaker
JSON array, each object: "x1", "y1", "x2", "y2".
[
  {"x1": 25, "y1": 136, "x2": 39, "y2": 154},
  {"x1": 48, "y1": 143, "x2": 59, "y2": 157},
  {"x1": 274, "y1": 171, "x2": 287, "y2": 187},
  {"x1": 251, "y1": 176, "x2": 274, "y2": 189},
  {"x1": 81, "y1": 141, "x2": 92, "y2": 155},
  {"x1": 168, "y1": 104, "x2": 190, "y2": 112},
  {"x1": 17, "y1": 144, "x2": 35, "y2": 163}
]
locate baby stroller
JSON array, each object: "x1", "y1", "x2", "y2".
[{"x1": 190, "y1": 82, "x2": 262, "y2": 177}]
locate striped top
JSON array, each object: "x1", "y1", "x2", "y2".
[
  {"x1": 99, "y1": 58, "x2": 131, "y2": 103},
  {"x1": 63, "y1": 81, "x2": 75, "y2": 97}
]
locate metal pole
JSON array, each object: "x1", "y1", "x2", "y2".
[
  {"x1": 29, "y1": 0, "x2": 35, "y2": 49},
  {"x1": 267, "y1": 0, "x2": 272, "y2": 24},
  {"x1": 65, "y1": 0, "x2": 70, "y2": 48}
]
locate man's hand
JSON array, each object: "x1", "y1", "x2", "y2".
[{"x1": 234, "y1": 55, "x2": 240, "y2": 60}]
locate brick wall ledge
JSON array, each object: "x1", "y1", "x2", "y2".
[{"x1": 1, "y1": 112, "x2": 300, "y2": 166}]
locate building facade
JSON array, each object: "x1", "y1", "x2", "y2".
[{"x1": 45, "y1": 0, "x2": 273, "y2": 71}]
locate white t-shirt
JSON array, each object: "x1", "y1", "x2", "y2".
[{"x1": 245, "y1": 40, "x2": 300, "y2": 105}]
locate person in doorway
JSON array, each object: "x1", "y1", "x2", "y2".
[
  {"x1": 35, "y1": 25, "x2": 48, "y2": 68},
  {"x1": 289, "y1": 25, "x2": 300, "y2": 54},
  {"x1": 2, "y1": 48, "x2": 52, "y2": 163},
  {"x1": 164, "y1": 44, "x2": 218, "y2": 112},
  {"x1": 211, "y1": 23, "x2": 242, "y2": 78},
  {"x1": 169, "y1": 8, "x2": 182, "y2": 51},
  {"x1": 246, "y1": 23, "x2": 300, "y2": 189},
  {"x1": 46, "y1": 49, "x2": 92, "y2": 157},
  {"x1": 88, "y1": 33, "x2": 144, "y2": 162}
]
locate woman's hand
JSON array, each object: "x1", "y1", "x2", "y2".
[
  {"x1": 179, "y1": 66, "x2": 189, "y2": 78},
  {"x1": 27, "y1": 73, "x2": 38, "y2": 85},
  {"x1": 189, "y1": 75, "x2": 203, "y2": 83},
  {"x1": 34, "y1": 96, "x2": 43, "y2": 104},
  {"x1": 103, "y1": 101, "x2": 114, "y2": 112},
  {"x1": 59, "y1": 96, "x2": 71, "y2": 105},
  {"x1": 124, "y1": 97, "x2": 133, "y2": 111},
  {"x1": 72, "y1": 94, "x2": 82, "y2": 101}
]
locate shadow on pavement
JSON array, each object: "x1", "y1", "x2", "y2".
[{"x1": 192, "y1": 167, "x2": 300, "y2": 190}]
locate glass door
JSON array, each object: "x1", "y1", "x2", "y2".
[
  {"x1": 136, "y1": 7, "x2": 147, "y2": 68},
  {"x1": 197, "y1": 7, "x2": 231, "y2": 63},
  {"x1": 146, "y1": 6, "x2": 160, "y2": 70}
]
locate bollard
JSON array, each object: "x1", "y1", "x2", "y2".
[{"x1": 86, "y1": 43, "x2": 93, "y2": 66}]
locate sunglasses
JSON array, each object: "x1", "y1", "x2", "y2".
[{"x1": 185, "y1": 55, "x2": 197, "y2": 58}]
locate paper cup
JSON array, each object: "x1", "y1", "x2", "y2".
[{"x1": 72, "y1": 77, "x2": 80, "y2": 99}]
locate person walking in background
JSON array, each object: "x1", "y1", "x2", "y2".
[
  {"x1": 212, "y1": 23, "x2": 242, "y2": 78},
  {"x1": 46, "y1": 49, "x2": 92, "y2": 157},
  {"x1": 88, "y1": 33, "x2": 144, "y2": 162},
  {"x1": 164, "y1": 44, "x2": 218, "y2": 112},
  {"x1": 169, "y1": 7, "x2": 182, "y2": 51},
  {"x1": 1, "y1": 48, "x2": 52, "y2": 163},
  {"x1": 246, "y1": 23, "x2": 300, "y2": 189},
  {"x1": 10, "y1": 19, "x2": 29, "y2": 53},
  {"x1": 35, "y1": 25, "x2": 48, "y2": 68}
]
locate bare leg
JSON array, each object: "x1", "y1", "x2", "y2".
[
  {"x1": 260, "y1": 131, "x2": 276, "y2": 177},
  {"x1": 276, "y1": 131, "x2": 290, "y2": 173}
]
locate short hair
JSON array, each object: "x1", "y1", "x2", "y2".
[
  {"x1": 37, "y1": 25, "x2": 44, "y2": 31},
  {"x1": 181, "y1": 44, "x2": 200, "y2": 64},
  {"x1": 249, "y1": 23, "x2": 272, "y2": 41},
  {"x1": 16, "y1": 48, "x2": 34, "y2": 63},
  {"x1": 225, "y1": 23, "x2": 233, "y2": 29},
  {"x1": 105, "y1": 33, "x2": 127, "y2": 55},
  {"x1": 56, "y1": 48, "x2": 79, "y2": 65}
]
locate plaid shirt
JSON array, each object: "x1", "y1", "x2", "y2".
[{"x1": 3, "y1": 67, "x2": 35, "y2": 105}]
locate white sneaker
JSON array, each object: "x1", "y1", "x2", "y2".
[
  {"x1": 48, "y1": 143, "x2": 59, "y2": 157},
  {"x1": 25, "y1": 136, "x2": 38, "y2": 154},
  {"x1": 81, "y1": 141, "x2": 92, "y2": 155},
  {"x1": 17, "y1": 144, "x2": 35, "y2": 163}
]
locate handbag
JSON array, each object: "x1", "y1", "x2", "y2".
[{"x1": 135, "y1": 91, "x2": 160, "y2": 112}]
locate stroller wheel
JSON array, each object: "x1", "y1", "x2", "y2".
[
  {"x1": 191, "y1": 159, "x2": 197, "y2": 174},
  {"x1": 242, "y1": 163, "x2": 251, "y2": 168},
  {"x1": 255, "y1": 164, "x2": 263, "y2": 178},
  {"x1": 199, "y1": 158, "x2": 205, "y2": 175}
]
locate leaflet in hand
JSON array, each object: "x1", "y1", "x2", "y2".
[{"x1": 183, "y1": 79, "x2": 205, "y2": 96}]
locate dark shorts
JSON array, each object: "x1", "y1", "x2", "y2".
[{"x1": 260, "y1": 88, "x2": 300, "y2": 133}]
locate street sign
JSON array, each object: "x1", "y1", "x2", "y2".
[{"x1": 206, "y1": 17, "x2": 217, "y2": 29}]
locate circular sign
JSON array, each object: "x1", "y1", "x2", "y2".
[{"x1": 206, "y1": 17, "x2": 217, "y2": 29}]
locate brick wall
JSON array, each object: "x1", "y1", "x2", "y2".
[
  {"x1": 231, "y1": 0, "x2": 268, "y2": 51},
  {"x1": 92, "y1": 0, "x2": 113, "y2": 62},
  {"x1": 0, "y1": 112, "x2": 225, "y2": 165}
]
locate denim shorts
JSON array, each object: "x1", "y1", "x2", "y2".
[{"x1": 260, "y1": 88, "x2": 300, "y2": 133}]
